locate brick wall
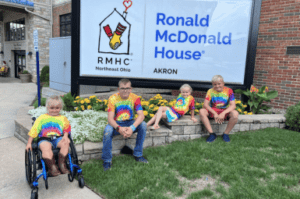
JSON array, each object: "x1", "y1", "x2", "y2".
[
  {"x1": 52, "y1": 2, "x2": 71, "y2": 37},
  {"x1": 254, "y1": 0, "x2": 300, "y2": 109}
]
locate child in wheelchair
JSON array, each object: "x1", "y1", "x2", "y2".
[{"x1": 25, "y1": 95, "x2": 71, "y2": 176}]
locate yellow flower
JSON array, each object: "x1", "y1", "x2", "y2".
[
  {"x1": 150, "y1": 114, "x2": 154, "y2": 117},
  {"x1": 243, "y1": 105, "x2": 247, "y2": 108},
  {"x1": 149, "y1": 104, "x2": 154, "y2": 108},
  {"x1": 73, "y1": 100, "x2": 77, "y2": 103},
  {"x1": 248, "y1": 112, "x2": 253, "y2": 115},
  {"x1": 75, "y1": 96, "x2": 80, "y2": 99},
  {"x1": 237, "y1": 108, "x2": 242, "y2": 112},
  {"x1": 143, "y1": 111, "x2": 148, "y2": 116},
  {"x1": 244, "y1": 111, "x2": 247, "y2": 114},
  {"x1": 105, "y1": 108, "x2": 108, "y2": 111},
  {"x1": 196, "y1": 103, "x2": 200, "y2": 106},
  {"x1": 195, "y1": 109, "x2": 199, "y2": 113},
  {"x1": 80, "y1": 100, "x2": 84, "y2": 104},
  {"x1": 134, "y1": 114, "x2": 138, "y2": 119},
  {"x1": 97, "y1": 99, "x2": 102, "y2": 102},
  {"x1": 236, "y1": 101, "x2": 241, "y2": 104},
  {"x1": 153, "y1": 106, "x2": 159, "y2": 111},
  {"x1": 84, "y1": 98, "x2": 91, "y2": 103},
  {"x1": 89, "y1": 95, "x2": 96, "y2": 99},
  {"x1": 104, "y1": 100, "x2": 108, "y2": 105},
  {"x1": 81, "y1": 105, "x2": 85, "y2": 110},
  {"x1": 75, "y1": 107, "x2": 79, "y2": 111},
  {"x1": 87, "y1": 105, "x2": 92, "y2": 110}
]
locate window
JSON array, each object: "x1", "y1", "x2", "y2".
[
  {"x1": 5, "y1": 18, "x2": 25, "y2": 41},
  {"x1": 60, "y1": 13, "x2": 71, "y2": 37}
]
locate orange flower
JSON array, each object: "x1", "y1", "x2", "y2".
[
  {"x1": 250, "y1": 85, "x2": 258, "y2": 93},
  {"x1": 265, "y1": 86, "x2": 269, "y2": 92}
]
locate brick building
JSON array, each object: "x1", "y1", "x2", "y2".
[
  {"x1": 1, "y1": 0, "x2": 299, "y2": 110},
  {"x1": 253, "y1": 0, "x2": 300, "y2": 110},
  {"x1": 0, "y1": 0, "x2": 51, "y2": 82}
]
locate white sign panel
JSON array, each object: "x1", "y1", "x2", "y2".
[
  {"x1": 80, "y1": 0, "x2": 253, "y2": 84},
  {"x1": 33, "y1": 29, "x2": 38, "y2": 51}
]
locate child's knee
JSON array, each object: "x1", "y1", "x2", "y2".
[
  {"x1": 231, "y1": 110, "x2": 239, "y2": 119},
  {"x1": 199, "y1": 108, "x2": 208, "y2": 117}
]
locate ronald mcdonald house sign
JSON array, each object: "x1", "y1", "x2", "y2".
[{"x1": 78, "y1": 0, "x2": 256, "y2": 85}]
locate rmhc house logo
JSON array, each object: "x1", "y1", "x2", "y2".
[{"x1": 98, "y1": 0, "x2": 132, "y2": 55}]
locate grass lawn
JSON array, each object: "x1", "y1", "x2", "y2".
[{"x1": 81, "y1": 128, "x2": 300, "y2": 199}]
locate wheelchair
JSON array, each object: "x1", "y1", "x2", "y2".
[{"x1": 25, "y1": 119, "x2": 84, "y2": 199}]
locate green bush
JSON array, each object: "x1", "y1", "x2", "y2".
[
  {"x1": 22, "y1": 70, "x2": 29, "y2": 74},
  {"x1": 40, "y1": 65, "x2": 49, "y2": 82},
  {"x1": 60, "y1": 92, "x2": 75, "y2": 111},
  {"x1": 285, "y1": 102, "x2": 300, "y2": 132},
  {"x1": 33, "y1": 97, "x2": 47, "y2": 108}
]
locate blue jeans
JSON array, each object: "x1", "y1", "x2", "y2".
[{"x1": 102, "y1": 120, "x2": 147, "y2": 163}]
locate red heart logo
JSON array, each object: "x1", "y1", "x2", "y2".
[{"x1": 123, "y1": 0, "x2": 132, "y2": 12}]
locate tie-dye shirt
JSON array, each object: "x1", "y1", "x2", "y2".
[
  {"x1": 108, "y1": 93, "x2": 143, "y2": 121},
  {"x1": 28, "y1": 114, "x2": 71, "y2": 138},
  {"x1": 205, "y1": 86, "x2": 235, "y2": 109},
  {"x1": 172, "y1": 94, "x2": 195, "y2": 116}
]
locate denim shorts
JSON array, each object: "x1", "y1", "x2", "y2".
[{"x1": 38, "y1": 137, "x2": 63, "y2": 148}]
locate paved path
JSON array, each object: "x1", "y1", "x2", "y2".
[{"x1": 0, "y1": 77, "x2": 102, "y2": 199}]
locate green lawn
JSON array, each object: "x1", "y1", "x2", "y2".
[{"x1": 81, "y1": 128, "x2": 300, "y2": 199}]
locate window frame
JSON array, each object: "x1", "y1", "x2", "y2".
[{"x1": 60, "y1": 13, "x2": 72, "y2": 37}]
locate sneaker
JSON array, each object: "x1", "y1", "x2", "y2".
[
  {"x1": 206, "y1": 133, "x2": 217, "y2": 143},
  {"x1": 222, "y1": 134, "x2": 230, "y2": 142},
  {"x1": 134, "y1": 156, "x2": 148, "y2": 163},
  {"x1": 103, "y1": 162, "x2": 112, "y2": 171}
]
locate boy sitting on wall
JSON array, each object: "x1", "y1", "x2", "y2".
[{"x1": 199, "y1": 75, "x2": 239, "y2": 143}]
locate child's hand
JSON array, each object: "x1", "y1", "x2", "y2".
[
  {"x1": 26, "y1": 143, "x2": 32, "y2": 152},
  {"x1": 191, "y1": 117, "x2": 198, "y2": 123}
]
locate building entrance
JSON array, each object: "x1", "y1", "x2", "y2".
[{"x1": 14, "y1": 50, "x2": 26, "y2": 78}]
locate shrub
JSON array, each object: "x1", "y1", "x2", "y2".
[
  {"x1": 60, "y1": 92, "x2": 76, "y2": 111},
  {"x1": 33, "y1": 97, "x2": 47, "y2": 108},
  {"x1": 22, "y1": 70, "x2": 29, "y2": 74},
  {"x1": 285, "y1": 102, "x2": 300, "y2": 132},
  {"x1": 40, "y1": 65, "x2": 49, "y2": 83}
]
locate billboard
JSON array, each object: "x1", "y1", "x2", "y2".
[
  {"x1": 80, "y1": 0, "x2": 254, "y2": 84},
  {"x1": 72, "y1": 0, "x2": 262, "y2": 95}
]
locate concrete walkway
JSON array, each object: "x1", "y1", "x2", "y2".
[{"x1": 0, "y1": 77, "x2": 102, "y2": 199}]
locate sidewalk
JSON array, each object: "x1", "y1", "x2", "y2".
[{"x1": 0, "y1": 77, "x2": 102, "y2": 199}]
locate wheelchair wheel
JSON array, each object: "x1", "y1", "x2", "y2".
[
  {"x1": 68, "y1": 169, "x2": 75, "y2": 182},
  {"x1": 44, "y1": 178, "x2": 48, "y2": 189},
  {"x1": 32, "y1": 151, "x2": 37, "y2": 182},
  {"x1": 31, "y1": 192, "x2": 38, "y2": 199},
  {"x1": 78, "y1": 176, "x2": 85, "y2": 188},
  {"x1": 25, "y1": 150, "x2": 32, "y2": 184},
  {"x1": 31, "y1": 189, "x2": 38, "y2": 199},
  {"x1": 25, "y1": 150, "x2": 37, "y2": 185}
]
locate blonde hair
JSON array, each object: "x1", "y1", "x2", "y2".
[
  {"x1": 212, "y1": 75, "x2": 224, "y2": 83},
  {"x1": 46, "y1": 95, "x2": 64, "y2": 110},
  {"x1": 180, "y1": 84, "x2": 193, "y2": 92}
]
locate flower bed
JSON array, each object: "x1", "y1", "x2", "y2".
[
  {"x1": 28, "y1": 107, "x2": 108, "y2": 144},
  {"x1": 29, "y1": 94, "x2": 255, "y2": 144}
]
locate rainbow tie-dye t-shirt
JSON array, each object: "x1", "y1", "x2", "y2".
[
  {"x1": 108, "y1": 93, "x2": 143, "y2": 121},
  {"x1": 172, "y1": 94, "x2": 195, "y2": 116},
  {"x1": 205, "y1": 86, "x2": 235, "y2": 109},
  {"x1": 28, "y1": 114, "x2": 71, "y2": 138}
]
